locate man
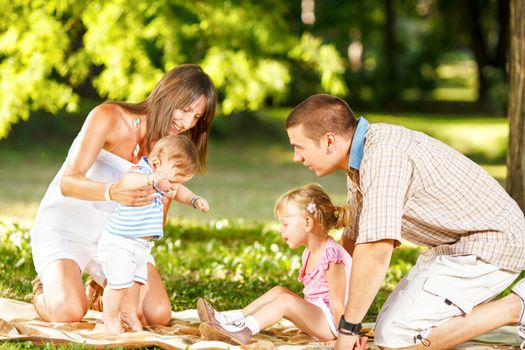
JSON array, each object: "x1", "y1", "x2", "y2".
[{"x1": 286, "y1": 93, "x2": 525, "y2": 349}]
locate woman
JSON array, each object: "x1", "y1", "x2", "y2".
[{"x1": 30, "y1": 64, "x2": 216, "y2": 325}]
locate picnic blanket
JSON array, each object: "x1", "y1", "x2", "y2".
[{"x1": 0, "y1": 298, "x2": 520, "y2": 349}]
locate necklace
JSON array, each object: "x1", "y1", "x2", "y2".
[{"x1": 132, "y1": 116, "x2": 141, "y2": 159}]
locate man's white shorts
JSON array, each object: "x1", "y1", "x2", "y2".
[
  {"x1": 374, "y1": 254, "x2": 519, "y2": 348},
  {"x1": 98, "y1": 232, "x2": 154, "y2": 290}
]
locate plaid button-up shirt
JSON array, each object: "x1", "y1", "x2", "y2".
[{"x1": 345, "y1": 119, "x2": 525, "y2": 272}]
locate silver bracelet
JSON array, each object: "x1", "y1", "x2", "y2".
[
  {"x1": 191, "y1": 195, "x2": 201, "y2": 208},
  {"x1": 104, "y1": 183, "x2": 114, "y2": 201}
]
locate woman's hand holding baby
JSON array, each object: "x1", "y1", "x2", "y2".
[{"x1": 110, "y1": 179, "x2": 155, "y2": 206}]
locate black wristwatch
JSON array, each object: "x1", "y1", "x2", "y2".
[{"x1": 338, "y1": 315, "x2": 362, "y2": 336}]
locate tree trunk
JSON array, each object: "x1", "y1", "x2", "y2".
[
  {"x1": 492, "y1": 0, "x2": 509, "y2": 70},
  {"x1": 383, "y1": 0, "x2": 397, "y2": 102},
  {"x1": 384, "y1": 0, "x2": 396, "y2": 82},
  {"x1": 506, "y1": 0, "x2": 525, "y2": 211},
  {"x1": 467, "y1": 0, "x2": 490, "y2": 103}
]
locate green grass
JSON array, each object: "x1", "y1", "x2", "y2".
[{"x1": 0, "y1": 343, "x2": 107, "y2": 350}]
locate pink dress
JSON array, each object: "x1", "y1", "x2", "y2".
[{"x1": 299, "y1": 237, "x2": 352, "y2": 307}]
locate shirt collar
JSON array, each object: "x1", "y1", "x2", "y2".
[
  {"x1": 348, "y1": 117, "x2": 369, "y2": 170},
  {"x1": 138, "y1": 156, "x2": 152, "y2": 173},
  {"x1": 139, "y1": 156, "x2": 166, "y2": 196}
]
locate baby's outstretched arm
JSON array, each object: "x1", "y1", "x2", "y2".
[{"x1": 171, "y1": 185, "x2": 209, "y2": 212}]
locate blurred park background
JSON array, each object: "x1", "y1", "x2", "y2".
[
  {"x1": 0, "y1": 0, "x2": 515, "y2": 222},
  {"x1": 1, "y1": 0, "x2": 524, "y2": 344}
]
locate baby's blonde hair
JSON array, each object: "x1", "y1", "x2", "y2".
[
  {"x1": 150, "y1": 135, "x2": 199, "y2": 176},
  {"x1": 274, "y1": 184, "x2": 351, "y2": 232}
]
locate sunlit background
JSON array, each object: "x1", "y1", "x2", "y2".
[
  {"x1": 1, "y1": 2, "x2": 520, "y2": 337},
  {"x1": 0, "y1": 0, "x2": 510, "y2": 224}
]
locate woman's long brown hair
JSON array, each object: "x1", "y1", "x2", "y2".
[{"x1": 107, "y1": 64, "x2": 216, "y2": 172}]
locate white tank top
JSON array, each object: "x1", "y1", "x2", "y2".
[{"x1": 31, "y1": 136, "x2": 133, "y2": 245}]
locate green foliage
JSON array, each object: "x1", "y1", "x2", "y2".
[
  {"x1": 0, "y1": 221, "x2": 34, "y2": 301},
  {"x1": 304, "y1": 0, "x2": 443, "y2": 105},
  {"x1": 485, "y1": 66, "x2": 509, "y2": 114},
  {"x1": 0, "y1": 0, "x2": 81, "y2": 139},
  {"x1": 304, "y1": 0, "x2": 506, "y2": 108},
  {"x1": 0, "y1": 0, "x2": 348, "y2": 138},
  {"x1": 383, "y1": 244, "x2": 423, "y2": 291},
  {"x1": 202, "y1": 48, "x2": 291, "y2": 113},
  {"x1": 288, "y1": 33, "x2": 348, "y2": 97}
]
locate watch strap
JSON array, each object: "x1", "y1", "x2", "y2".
[{"x1": 338, "y1": 315, "x2": 362, "y2": 336}]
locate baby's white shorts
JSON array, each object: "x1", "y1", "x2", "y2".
[{"x1": 98, "y1": 232, "x2": 154, "y2": 289}]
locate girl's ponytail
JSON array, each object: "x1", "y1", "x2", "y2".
[
  {"x1": 275, "y1": 183, "x2": 352, "y2": 234},
  {"x1": 334, "y1": 205, "x2": 351, "y2": 229}
]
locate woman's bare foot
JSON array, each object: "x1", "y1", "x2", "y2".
[{"x1": 102, "y1": 314, "x2": 124, "y2": 334}]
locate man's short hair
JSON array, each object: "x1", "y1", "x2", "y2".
[{"x1": 286, "y1": 94, "x2": 357, "y2": 142}]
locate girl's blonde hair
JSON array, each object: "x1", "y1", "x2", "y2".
[{"x1": 274, "y1": 183, "x2": 351, "y2": 231}]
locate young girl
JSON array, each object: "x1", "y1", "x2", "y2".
[{"x1": 198, "y1": 183, "x2": 352, "y2": 345}]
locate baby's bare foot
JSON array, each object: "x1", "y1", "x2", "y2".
[
  {"x1": 120, "y1": 311, "x2": 143, "y2": 332},
  {"x1": 102, "y1": 314, "x2": 124, "y2": 334}
]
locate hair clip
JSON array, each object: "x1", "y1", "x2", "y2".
[{"x1": 307, "y1": 201, "x2": 316, "y2": 214}]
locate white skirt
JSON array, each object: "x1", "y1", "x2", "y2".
[{"x1": 311, "y1": 298, "x2": 338, "y2": 337}]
